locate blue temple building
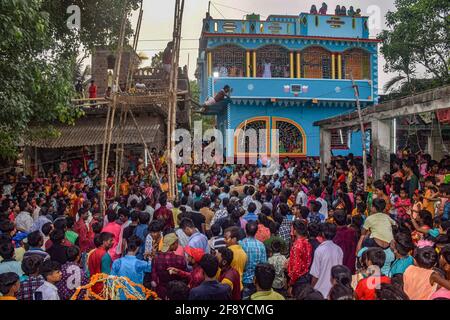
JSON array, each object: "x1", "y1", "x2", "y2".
[{"x1": 196, "y1": 9, "x2": 380, "y2": 158}]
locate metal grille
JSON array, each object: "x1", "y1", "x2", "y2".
[
  {"x1": 331, "y1": 129, "x2": 349, "y2": 149},
  {"x1": 212, "y1": 45, "x2": 246, "y2": 77},
  {"x1": 301, "y1": 46, "x2": 331, "y2": 79},
  {"x1": 276, "y1": 121, "x2": 304, "y2": 154},
  {"x1": 256, "y1": 45, "x2": 290, "y2": 78},
  {"x1": 237, "y1": 120, "x2": 268, "y2": 153},
  {"x1": 342, "y1": 49, "x2": 371, "y2": 80}
]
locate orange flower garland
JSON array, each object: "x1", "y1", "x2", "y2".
[{"x1": 71, "y1": 273, "x2": 159, "y2": 300}]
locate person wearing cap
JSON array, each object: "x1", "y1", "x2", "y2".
[
  {"x1": 168, "y1": 246, "x2": 205, "y2": 289},
  {"x1": 151, "y1": 233, "x2": 187, "y2": 299}
]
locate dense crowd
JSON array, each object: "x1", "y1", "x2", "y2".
[{"x1": 0, "y1": 151, "x2": 449, "y2": 300}]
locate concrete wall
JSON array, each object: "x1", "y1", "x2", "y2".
[{"x1": 222, "y1": 103, "x2": 363, "y2": 157}]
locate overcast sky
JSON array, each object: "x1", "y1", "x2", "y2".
[{"x1": 131, "y1": 0, "x2": 397, "y2": 93}]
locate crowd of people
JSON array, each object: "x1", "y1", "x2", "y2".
[{"x1": 0, "y1": 150, "x2": 450, "y2": 300}]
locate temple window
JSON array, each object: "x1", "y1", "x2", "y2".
[
  {"x1": 331, "y1": 129, "x2": 350, "y2": 149},
  {"x1": 256, "y1": 45, "x2": 290, "y2": 78},
  {"x1": 274, "y1": 119, "x2": 305, "y2": 154},
  {"x1": 211, "y1": 45, "x2": 246, "y2": 77},
  {"x1": 235, "y1": 119, "x2": 268, "y2": 154},
  {"x1": 301, "y1": 46, "x2": 331, "y2": 79},
  {"x1": 342, "y1": 48, "x2": 371, "y2": 80}
]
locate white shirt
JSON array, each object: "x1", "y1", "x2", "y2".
[
  {"x1": 35, "y1": 281, "x2": 60, "y2": 300},
  {"x1": 296, "y1": 190, "x2": 308, "y2": 206},
  {"x1": 309, "y1": 240, "x2": 343, "y2": 298},
  {"x1": 316, "y1": 197, "x2": 329, "y2": 219}
]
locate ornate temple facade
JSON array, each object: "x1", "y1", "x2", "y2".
[{"x1": 196, "y1": 10, "x2": 379, "y2": 157}]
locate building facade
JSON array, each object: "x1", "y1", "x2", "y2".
[{"x1": 196, "y1": 10, "x2": 379, "y2": 158}]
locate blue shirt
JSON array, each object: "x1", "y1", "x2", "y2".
[
  {"x1": 111, "y1": 255, "x2": 151, "y2": 284},
  {"x1": 134, "y1": 224, "x2": 149, "y2": 260},
  {"x1": 389, "y1": 255, "x2": 414, "y2": 276},
  {"x1": 308, "y1": 212, "x2": 325, "y2": 224},
  {"x1": 240, "y1": 237, "x2": 267, "y2": 284},
  {"x1": 243, "y1": 212, "x2": 258, "y2": 222},
  {"x1": 188, "y1": 232, "x2": 210, "y2": 253}
]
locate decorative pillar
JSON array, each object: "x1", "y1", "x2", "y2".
[
  {"x1": 246, "y1": 51, "x2": 251, "y2": 77},
  {"x1": 207, "y1": 51, "x2": 212, "y2": 77},
  {"x1": 289, "y1": 52, "x2": 294, "y2": 78},
  {"x1": 337, "y1": 53, "x2": 342, "y2": 79},
  {"x1": 252, "y1": 51, "x2": 257, "y2": 77},
  {"x1": 320, "y1": 128, "x2": 332, "y2": 180},
  {"x1": 331, "y1": 53, "x2": 336, "y2": 79},
  {"x1": 296, "y1": 52, "x2": 301, "y2": 78}
]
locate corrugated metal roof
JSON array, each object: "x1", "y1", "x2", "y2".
[{"x1": 26, "y1": 117, "x2": 165, "y2": 149}]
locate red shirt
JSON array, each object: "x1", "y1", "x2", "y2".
[
  {"x1": 177, "y1": 264, "x2": 204, "y2": 289},
  {"x1": 154, "y1": 206, "x2": 175, "y2": 232},
  {"x1": 288, "y1": 236, "x2": 313, "y2": 285},
  {"x1": 74, "y1": 219, "x2": 94, "y2": 253},
  {"x1": 89, "y1": 84, "x2": 97, "y2": 98},
  {"x1": 355, "y1": 276, "x2": 391, "y2": 300},
  {"x1": 219, "y1": 266, "x2": 241, "y2": 300}
]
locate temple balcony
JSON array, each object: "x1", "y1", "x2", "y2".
[
  {"x1": 202, "y1": 13, "x2": 370, "y2": 40},
  {"x1": 209, "y1": 77, "x2": 374, "y2": 104}
]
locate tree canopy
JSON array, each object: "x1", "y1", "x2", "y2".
[
  {"x1": 0, "y1": 0, "x2": 140, "y2": 159},
  {"x1": 379, "y1": 0, "x2": 450, "y2": 95}
]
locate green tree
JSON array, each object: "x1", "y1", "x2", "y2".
[
  {"x1": 150, "y1": 51, "x2": 164, "y2": 69},
  {"x1": 379, "y1": 0, "x2": 449, "y2": 94}
]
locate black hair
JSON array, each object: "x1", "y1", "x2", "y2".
[
  {"x1": 199, "y1": 254, "x2": 219, "y2": 278},
  {"x1": 92, "y1": 221, "x2": 103, "y2": 234},
  {"x1": 394, "y1": 232, "x2": 414, "y2": 257},
  {"x1": 310, "y1": 200, "x2": 322, "y2": 213},
  {"x1": 0, "y1": 241, "x2": 14, "y2": 260},
  {"x1": 333, "y1": 210, "x2": 347, "y2": 226},
  {"x1": 414, "y1": 246, "x2": 437, "y2": 269},
  {"x1": 179, "y1": 218, "x2": 195, "y2": 230},
  {"x1": 27, "y1": 231, "x2": 43, "y2": 247},
  {"x1": 66, "y1": 245, "x2": 80, "y2": 262},
  {"x1": 372, "y1": 198, "x2": 386, "y2": 213},
  {"x1": 99, "y1": 232, "x2": 114, "y2": 244},
  {"x1": 271, "y1": 239, "x2": 282, "y2": 253},
  {"x1": 245, "y1": 221, "x2": 258, "y2": 237},
  {"x1": 320, "y1": 222, "x2": 337, "y2": 240},
  {"x1": 118, "y1": 207, "x2": 130, "y2": 219},
  {"x1": 247, "y1": 202, "x2": 257, "y2": 213},
  {"x1": 93, "y1": 234, "x2": 103, "y2": 247},
  {"x1": 167, "y1": 280, "x2": 190, "y2": 300},
  {"x1": 0, "y1": 220, "x2": 15, "y2": 233},
  {"x1": 0, "y1": 272, "x2": 19, "y2": 295},
  {"x1": 329, "y1": 283, "x2": 354, "y2": 300},
  {"x1": 49, "y1": 229, "x2": 65, "y2": 244},
  {"x1": 53, "y1": 218, "x2": 67, "y2": 230},
  {"x1": 441, "y1": 244, "x2": 450, "y2": 265},
  {"x1": 224, "y1": 226, "x2": 240, "y2": 241},
  {"x1": 375, "y1": 283, "x2": 409, "y2": 300},
  {"x1": 21, "y1": 255, "x2": 43, "y2": 276},
  {"x1": 418, "y1": 210, "x2": 433, "y2": 228},
  {"x1": 331, "y1": 265, "x2": 352, "y2": 288},
  {"x1": 307, "y1": 222, "x2": 320, "y2": 238},
  {"x1": 39, "y1": 260, "x2": 61, "y2": 280},
  {"x1": 293, "y1": 219, "x2": 308, "y2": 237},
  {"x1": 366, "y1": 247, "x2": 386, "y2": 268},
  {"x1": 295, "y1": 284, "x2": 325, "y2": 300},
  {"x1": 66, "y1": 216, "x2": 75, "y2": 229},
  {"x1": 217, "y1": 247, "x2": 233, "y2": 265},
  {"x1": 300, "y1": 206, "x2": 310, "y2": 220},
  {"x1": 137, "y1": 211, "x2": 150, "y2": 225},
  {"x1": 254, "y1": 263, "x2": 275, "y2": 290},
  {"x1": 127, "y1": 235, "x2": 142, "y2": 252},
  {"x1": 211, "y1": 223, "x2": 221, "y2": 237},
  {"x1": 106, "y1": 210, "x2": 117, "y2": 223},
  {"x1": 130, "y1": 210, "x2": 139, "y2": 222},
  {"x1": 149, "y1": 220, "x2": 164, "y2": 233}
]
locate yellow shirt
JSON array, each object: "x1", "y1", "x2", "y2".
[
  {"x1": 0, "y1": 296, "x2": 17, "y2": 300},
  {"x1": 423, "y1": 189, "x2": 435, "y2": 217},
  {"x1": 228, "y1": 244, "x2": 247, "y2": 290}
]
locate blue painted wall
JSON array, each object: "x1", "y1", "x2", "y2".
[{"x1": 224, "y1": 103, "x2": 363, "y2": 157}]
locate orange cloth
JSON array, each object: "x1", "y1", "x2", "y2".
[{"x1": 403, "y1": 265, "x2": 437, "y2": 300}]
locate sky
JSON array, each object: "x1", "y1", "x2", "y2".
[{"x1": 131, "y1": 0, "x2": 397, "y2": 93}]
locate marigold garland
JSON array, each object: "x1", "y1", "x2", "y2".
[{"x1": 71, "y1": 273, "x2": 159, "y2": 300}]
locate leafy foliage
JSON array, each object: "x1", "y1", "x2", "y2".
[{"x1": 378, "y1": 0, "x2": 450, "y2": 95}]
